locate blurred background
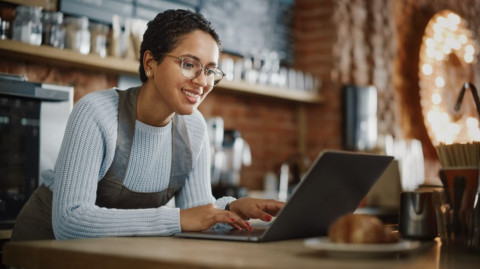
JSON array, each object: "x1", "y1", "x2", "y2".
[{"x1": 1, "y1": 0, "x2": 480, "y2": 222}]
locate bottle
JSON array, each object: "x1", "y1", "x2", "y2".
[
  {"x1": 12, "y1": 5, "x2": 42, "y2": 45},
  {"x1": 42, "y1": 11, "x2": 65, "y2": 49},
  {"x1": 89, "y1": 22, "x2": 109, "y2": 58},
  {"x1": 0, "y1": 16, "x2": 10, "y2": 40},
  {"x1": 65, "y1": 16, "x2": 90, "y2": 54}
]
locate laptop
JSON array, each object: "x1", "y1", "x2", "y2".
[{"x1": 175, "y1": 150, "x2": 394, "y2": 242}]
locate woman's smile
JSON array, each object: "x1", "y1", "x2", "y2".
[{"x1": 182, "y1": 88, "x2": 202, "y2": 103}]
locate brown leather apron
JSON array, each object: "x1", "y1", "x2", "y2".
[{"x1": 10, "y1": 87, "x2": 193, "y2": 241}]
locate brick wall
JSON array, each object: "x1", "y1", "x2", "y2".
[
  {"x1": 295, "y1": 0, "x2": 343, "y2": 162},
  {"x1": 199, "y1": 92, "x2": 299, "y2": 190},
  {"x1": 0, "y1": 1, "x2": 345, "y2": 191},
  {"x1": 9, "y1": 0, "x2": 475, "y2": 190}
]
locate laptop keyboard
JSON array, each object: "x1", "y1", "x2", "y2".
[{"x1": 202, "y1": 227, "x2": 267, "y2": 237}]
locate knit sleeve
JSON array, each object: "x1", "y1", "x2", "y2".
[
  {"x1": 52, "y1": 92, "x2": 181, "y2": 239},
  {"x1": 175, "y1": 112, "x2": 235, "y2": 230}
]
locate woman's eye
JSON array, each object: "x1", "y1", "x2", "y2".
[
  {"x1": 183, "y1": 62, "x2": 195, "y2": 69},
  {"x1": 206, "y1": 69, "x2": 215, "y2": 75}
]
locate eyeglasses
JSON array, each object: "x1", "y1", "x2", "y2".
[{"x1": 164, "y1": 54, "x2": 225, "y2": 86}]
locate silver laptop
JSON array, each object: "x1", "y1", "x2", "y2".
[{"x1": 175, "y1": 150, "x2": 394, "y2": 242}]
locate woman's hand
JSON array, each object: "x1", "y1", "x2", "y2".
[
  {"x1": 228, "y1": 198, "x2": 285, "y2": 222},
  {"x1": 179, "y1": 204, "x2": 251, "y2": 232}
]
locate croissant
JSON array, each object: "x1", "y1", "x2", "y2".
[{"x1": 328, "y1": 214, "x2": 399, "y2": 244}]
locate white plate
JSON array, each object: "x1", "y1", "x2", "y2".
[{"x1": 304, "y1": 237, "x2": 427, "y2": 258}]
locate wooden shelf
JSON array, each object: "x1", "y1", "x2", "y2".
[
  {"x1": 0, "y1": 229, "x2": 12, "y2": 240},
  {"x1": 0, "y1": 39, "x2": 323, "y2": 104},
  {"x1": 216, "y1": 80, "x2": 323, "y2": 104},
  {"x1": 0, "y1": 39, "x2": 139, "y2": 75}
]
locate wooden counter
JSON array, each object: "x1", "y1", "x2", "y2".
[{"x1": 3, "y1": 236, "x2": 480, "y2": 269}]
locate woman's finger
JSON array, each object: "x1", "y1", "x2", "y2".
[
  {"x1": 230, "y1": 223, "x2": 243, "y2": 230},
  {"x1": 214, "y1": 210, "x2": 250, "y2": 230},
  {"x1": 233, "y1": 218, "x2": 251, "y2": 230},
  {"x1": 249, "y1": 206, "x2": 273, "y2": 222},
  {"x1": 264, "y1": 200, "x2": 285, "y2": 216}
]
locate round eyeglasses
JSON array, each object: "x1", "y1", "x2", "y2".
[{"x1": 164, "y1": 54, "x2": 225, "y2": 86}]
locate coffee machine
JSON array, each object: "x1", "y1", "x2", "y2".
[
  {"x1": 206, "y1": 118, "x2": 251, "y2": 199},
  {"x1": 0, "y1": 73, "x2": 73, "y2": 227}
]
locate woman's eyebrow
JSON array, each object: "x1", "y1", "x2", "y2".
[{"x1": 181, "y1": 54, "x2": 218, "y2": 66}]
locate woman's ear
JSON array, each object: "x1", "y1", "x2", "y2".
[{"x1": 143, "y1": 50, "x2": 155, "y2": 78}]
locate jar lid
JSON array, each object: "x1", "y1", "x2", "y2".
[
  {"x1": 42, "y1": 11, "x2": 64, "y2": 23},
  {"x1": 89, "y1": 22, "x2": 109, "y2": 33},
  {"x1": 16, "y1": 5, "x2": 42, "y2": 15},
  {"x1": 66, "y1": 16, "x2": 89, "y2": 29}
]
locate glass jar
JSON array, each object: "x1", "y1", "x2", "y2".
[
  {"x1": 42, "y1": 11, "x2": 65, "y2": 49},
  {"x1": 12, "y1": 5, "x2": 43, "y2": 45},
  {"x1": 65, "y1": 16, "x2": 90, "y2": 54},
  {"x1": 89, "y1": 22, "x2": 109, "y2": 58},
  {"x1": 0, "y1": 16, "x2": 10, "y2": 40}
]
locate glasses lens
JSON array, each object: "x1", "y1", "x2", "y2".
[
  {"x1": 212, "y1": 69, "x2": 224, "y2": 85},
  {"x1": 180, "y1": 57, "x2": 224, "y2": 86},
  {"x1": 181, "y1": 58, "x2": 202, "y2": 79}
]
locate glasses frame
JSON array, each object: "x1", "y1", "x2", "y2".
[{"x1": 164, "y1": 54, "x2": 225, "y2": 86}]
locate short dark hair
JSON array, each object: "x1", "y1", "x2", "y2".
[{"x1": 139, "y1": 9, "x2": 222, "y2": 82}]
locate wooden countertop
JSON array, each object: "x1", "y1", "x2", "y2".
[{"x1": 3, "y1": 236, "x2": 480, "y2": 269}]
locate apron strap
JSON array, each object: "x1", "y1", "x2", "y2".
[{"x1": 103, "y1": 87, "x2": 139, "y2": 183}]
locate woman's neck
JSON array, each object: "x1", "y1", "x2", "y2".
[{"x1": 136, "y1": 84, "x2": 174, "y2": 127}]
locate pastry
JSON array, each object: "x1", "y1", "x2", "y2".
[{"x1": 328, "y1": 214, "x2": 399, "y2": 244}]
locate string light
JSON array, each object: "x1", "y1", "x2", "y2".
[
  {"x1": 422, "y1": 64, "x2": 433, "y2": 75},
  {"x1": 464, "y1": 53, "x2": 474, "y2": 63},
  {"x1": 466, "y1": 45, "x2": 475, "y2": 54},
  {"x1": 435, "y1": 77, "x2": 445, "y2": 87},
  {"x1": 418, "y1": 11, "x2": 479, "y2": 145},
  {"x1": 432, "y1": 93, "x2": 442, "y2": 104}
]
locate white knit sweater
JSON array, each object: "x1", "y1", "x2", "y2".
[{"x1": 41, "y1": 88, "x2": 234, "y2": 239}]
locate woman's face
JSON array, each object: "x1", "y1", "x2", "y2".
[{"x1": 150, "y1": 30, "x2": 220, "y2": 115}]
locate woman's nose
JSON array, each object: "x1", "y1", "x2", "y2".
[{"x1": 192, "y1": 69, "x2": 208, "y2": 87}]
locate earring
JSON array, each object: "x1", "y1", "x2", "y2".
[{"x1": 146, "y1": 71, "x2": 151, "y2": 76}]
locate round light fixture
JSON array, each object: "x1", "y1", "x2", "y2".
[{"x1": 419, "y1": 10, "x2": 479, "y2": 145}]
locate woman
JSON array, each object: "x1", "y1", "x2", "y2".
[{"x1": 11, "y1": 9, "x2": 284, "y2": 241}]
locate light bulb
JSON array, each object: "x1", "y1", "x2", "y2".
[
  {"x1": 460, "y1": 34, "x2": 468, "y2": 44},
  {"x1": 434, "y1": 33, "x2": 444, "y2": 43},
  {"x1": 464, "y1": 53, "x2": 474, "y2": 63},
  {"x1": 466, "y1": 45, "x2": 475, "y2": 54},
  {"x1": 448, "y1": 13, "x2": 461, "y2": 25},
  {"x1": 452, "y1": 40, "x2": 461, "y2": 50},
  {"x1": 442, "y1": 44, "x2": 451, "y2": 54},
  {"x1": 435, "y1": 76, "x2": 445, "y2": 87},
  {"x1": 448, "y1": 23, "x2": 458, "y2": 31},
  {"x1": 450, "y1": 123, "x2": 461, "y2": 135},
  {"x1": 440, "y1": 112, "x2": 449, "y2": 122},
  {"x1": 426, "y1": 48, "x2": 436, "y2": 58},
  {"x1": 467, "y1": 117, "x2": 479, "y2": 128},
  {"x1": 433, "y1": 23, "x2": 443, "y2": 33},
  {"x1": 422, "y1": 63, "x2": 433, "y2": 75},
  {"x1": 427, "y1": 110, "x2": 439, "y2": 123},
  {"x1": 437, "y1": 16, "x2": 448, "y2": 28},
  {"x1": 432, "y1": 93, "x2": 442, "y2": 104},
  {"x1": 471, "y1": 130, "x2": 480, "y2": 141},
  {"x1": 426, "y1": 38, "x2": 435, "y2": 47},
  {"x1": 435, "y1": 51, "x2": 444, "y2": 60}
]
